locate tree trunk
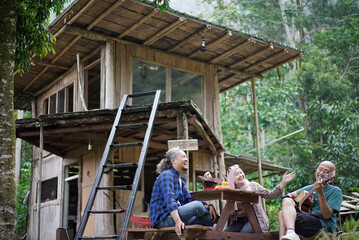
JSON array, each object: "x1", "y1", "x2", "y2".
[
  {"x1": 0, "y1": 0, "x2": 17, "y2": 238},
  {"x1": 278, "y1": 0, "x2": 296, "y2": 48}
]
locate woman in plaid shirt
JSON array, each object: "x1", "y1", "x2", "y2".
[{"x1": 149, "y1": 147, "x2": 218, "y2": 236}]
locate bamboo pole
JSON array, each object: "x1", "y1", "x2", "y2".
[{"x1": 251, "y1": 78, "x2": 265, "y2": 209}]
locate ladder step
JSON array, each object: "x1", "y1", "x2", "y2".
[
  {"x1": 128, "y1": 90, "x2": 157, "y2": 98},
  {"x1": 117, "y1": 123, "x2": 148, "y2": 129},
  {"x1": 104, "y1": 163, "x2": 138, "y2": 168},
  {"x1": 110, "y1": 142, "x2": 142, "y2": 148},
  {"x1": 97, "y1": 185, "x2": 132, "y2": 190},
  {"x1": 80, "y1": 235, "x2": 118, "y2": 239},
  {"x1": 88, "y1": 209, "x2": 125, "y2": 214}
]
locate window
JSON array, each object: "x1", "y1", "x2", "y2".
[
  {"x1": 43, "y1": 84, "x2": 73, "y2": 115},
  {"x1": 43, "y1": 99, "x2": 49, "y2": 114},
  {"x1": 58, "y1": 89, "x2": 65, "y2": 113},
  {"x1": 41, "y1": 177, "x2": 58, "y2": 203},
  {"x1": 132, "y1": 59, "x2": 204, "y2": 110},
  {"x1": 172, "y1": 69, "x2": 203, "y2": 109},
  {"x1": 68, "y1": 85, "x2": 73, "y2": 112},
  {"x1": 85, "y1": 57, "x2": 101, "y2": 110},
  {"x1": 132, "y1": 60, "x2": 166, "y2": 105},
  {"x1": 50, "y1": 94, "x2": 56, "y2": 114}
]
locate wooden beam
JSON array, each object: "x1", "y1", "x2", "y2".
[
  {"x1": 36, "y1": 61, "x2": 70, "y2": 70},
  {"x1": 168, "y1": 25, "x2": 211, "y2": 53},
  {"x1": 243, "y1": 50, "x2": 286, "y2": 72},
  {"x1": 188, "y1": 116, "x2": 217, "y2": 155},
  {"x1": 66, "y1": 0, "x2": 97, "y2": 25},
  {"x1": 23, "y1": 0, "x2": 126, "y2": 92},
  {"x1": 86, "y1": 0, "x2": 126, "y2": 30},
  {"x1": 84, "y1": 58, "x2": 101, "y2": 70},
  {"x1": 117, "y1": 8, "x2": 159, "y2": 39},
  {"x1": 17, "y1": 124, "x2": 113, "y2": 137},
  {"x1": 143, "y1": 17, "x2": 187, "y2": 46},
  {"x1": 218, "y1": 73, "x2": 237, "y2": 83},
  {"x1": 230, "y1": 45, "x2": 273, "y2": 68},
  {"x1": 210, "y1": 40, "x2": 252, "y2": 64},
  {"x1": 220, "y1": 77, "x2": 251, "y2": 92},
  {"x1": 217, "y1": 65, "x2": 263, "y2": 79},
  {"x1": 188, "y1": 30, "x2": 232, "y2": 58}
]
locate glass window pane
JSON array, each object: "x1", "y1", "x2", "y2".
[
  {"x1": 50, "y1": 94, "x2": 56, "y2": 114},
  {"x1": 171, "y1": 69, "x2": 203, "y2": 110},
  {"x1": 132, "y1": 60, "x2": 166, "y2": 105},
  {"x1": 43, "y1": 99, "x2": 49, "y2": 114},
  {"x1": 68, "y1": 85, "x2": 73, "y2": 112},
  {"x1": 41, "y1": 177, "x2": 58, "y2": 202},
  {"x1": 58, "y1": 89, "x2": 65, "y2": 113}
]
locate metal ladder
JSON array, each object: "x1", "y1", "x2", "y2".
[{"x1": 74, "y1": 90, "x2": 161, "y2": 240}]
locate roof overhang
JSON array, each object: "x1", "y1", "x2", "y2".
[
  {"x1": 14, "y1": 0, "x2": 303, "y2": 109},
  {"x1": 224, "y1": 152, "x2": 290, "y2": 177}
]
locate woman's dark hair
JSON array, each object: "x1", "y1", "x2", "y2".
[{"x1": 156, "y1": 147, "x2": 182, "y2": 174}]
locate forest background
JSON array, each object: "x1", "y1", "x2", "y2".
[{"x1": 11, "y1": 0, "x2": 359, "y2": 237}]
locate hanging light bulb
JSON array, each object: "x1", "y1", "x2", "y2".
[
  {"x1": 88, "y1": 138, "x2": 92, "y2": 151},
  {"x1": 201, "y1": 37, "x2": 206, "y2": 51}
]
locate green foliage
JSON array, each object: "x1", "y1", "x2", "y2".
[
  {"x1": 152, "y1": 0, "x2": 171, "y2": 11},
  {"x1": 291, "y1": 45, "x2": 359, "y2": 191},
  {"x1": 15, "y1": 111, "x2": 32, "y2": 237},
  {"x1": 220, "y1": 69, "x2": 305, "y2": 165},
  {"x1": 266, "y1": 204, "x2": 281, "y2": 231},
  {"x1": 15, "y1": 0, "x2": 71, "y2": 74},
  {"x1": 211, "y1": 0, "x2": 359, "y2": 195},
  {"x1": 200, "y1": 0, "x2": 289, "y2": 43},
  {"x1": 15, "y1": 141, "x2": 32, "y2": 237}
]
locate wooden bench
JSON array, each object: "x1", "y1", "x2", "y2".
[
  {"x1": 122, "y1": 225, "x2": 214, "y2": 240},
  {"x1": 122, "y1": 225, "x2": 279, "y2": 240}
]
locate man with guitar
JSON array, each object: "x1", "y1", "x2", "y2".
[{"x1": 279, "y1": 161, "x2": 342, "y2": 240}]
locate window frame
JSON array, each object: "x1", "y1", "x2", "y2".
[{"x1": 132, "y1": 58, "x2": 204, "y2": 110}]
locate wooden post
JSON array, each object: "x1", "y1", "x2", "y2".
[
  {"x1": 176, "y1": 113, "x2": 191, "y2": 189},
  {"x1": 100, "y1": 45, "x2": 106, "y2": 109},
  {"x1": 213, "y1": 66, "x2": 226, "y2": 180},
  {"x1": 251, "y1": 78, "x2": 265, "y2": 209},
  {"x1": 37, "y1": 125, "x2": 43, "y2": 239},
  {"x1": 105, "y1": 40, "x2": 115, "y2": 108}
]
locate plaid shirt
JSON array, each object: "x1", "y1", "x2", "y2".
[{"x1": 149, "y1": 167, "x2": 194, "y2": 227}]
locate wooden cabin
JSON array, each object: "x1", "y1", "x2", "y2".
[{"x1": 14, "y1": 0, "x2": 301, "y2": 239}]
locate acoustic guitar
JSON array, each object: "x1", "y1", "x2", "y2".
[{"x1": 294, "y1": 171, "x2": 335, "y2": 213}]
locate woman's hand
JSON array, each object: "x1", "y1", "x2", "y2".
[{"x1": 279, "y1": 171, "x2": 296, "y2": 190}]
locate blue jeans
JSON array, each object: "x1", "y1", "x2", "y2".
[
  {"x1": 155, "y1": 201, "x2": 214, "y2": 228},
  {"x1": 224, "y1": 217, "x2": 253, "y2": 233}
]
